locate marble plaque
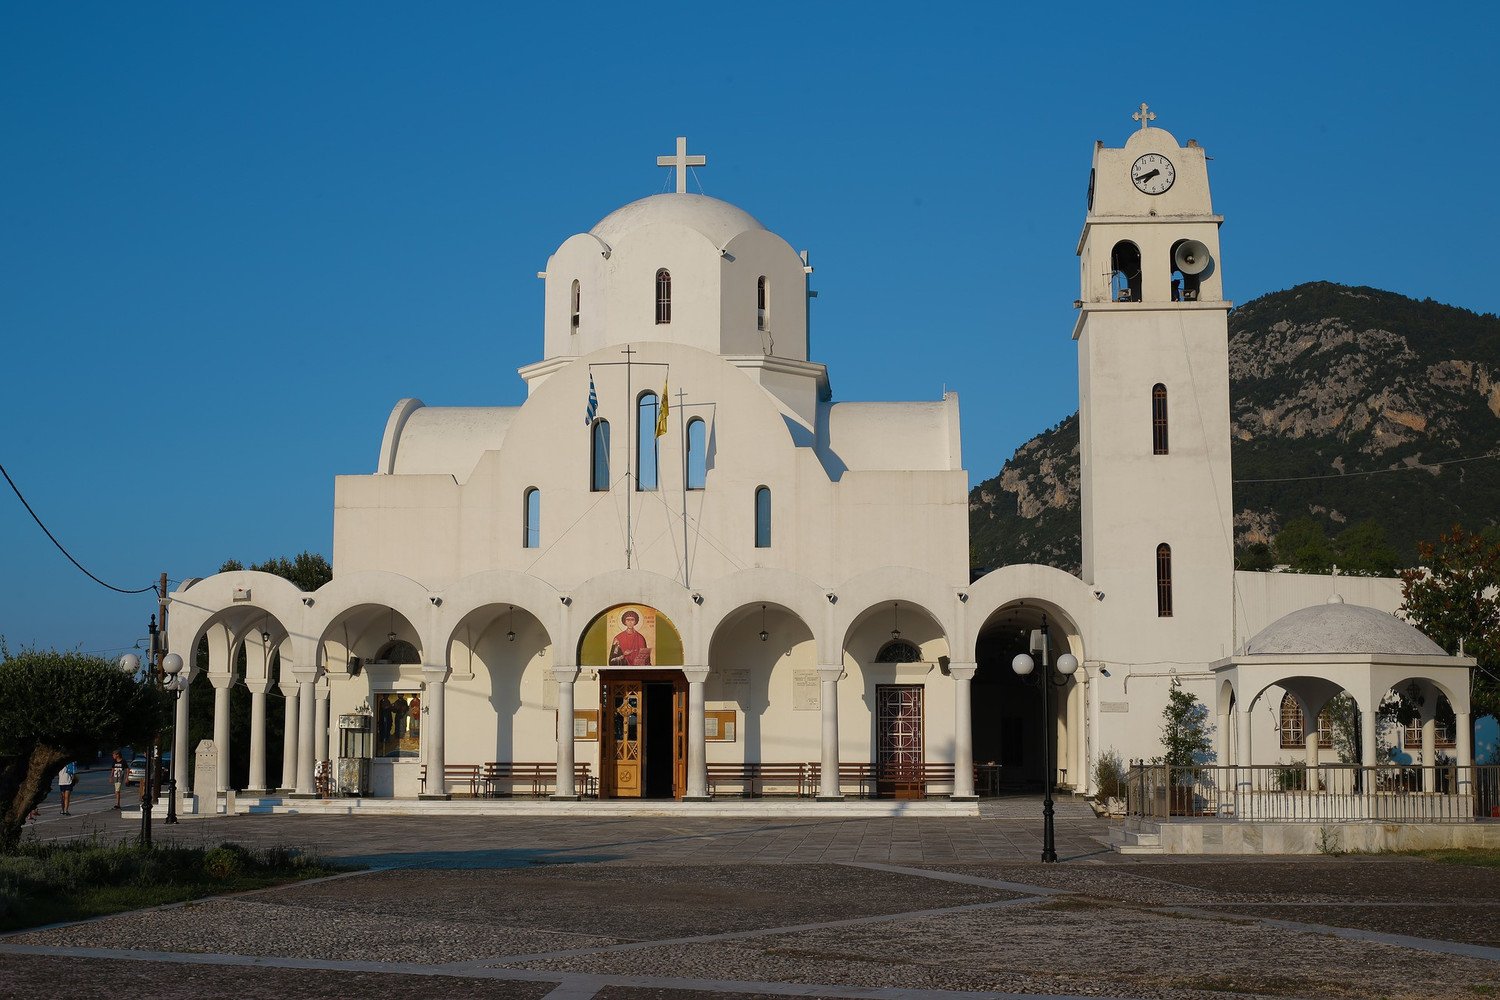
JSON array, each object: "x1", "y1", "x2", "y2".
[
  {"x1": 193, "y1": 739, "x2": 217, "y2": 796},
  {"x1": 792, "y1": 670, "x2": 821, "y2": 711},
  {"x1": 1101, "y1": 701, "x2": 1130, "y2": 713},
  {"x1": 542, "y1": 674, "x2": 559, "y2": 710}
]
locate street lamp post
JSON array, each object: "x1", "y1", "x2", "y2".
[
  {"x1": 1011, "y1": 613, "x2": 1079, "y2": 863},
  {"x1": 120, "y1": 641, "x2": 186, "y2": 845}
]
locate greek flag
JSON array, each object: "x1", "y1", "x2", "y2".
[{"x1": 584, "y1": 372, "x2": 598, "y2": 426}]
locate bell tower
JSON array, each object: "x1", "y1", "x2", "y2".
[{"x1": 1074, "y1": 104, "x2": 1235, "y2": 663}]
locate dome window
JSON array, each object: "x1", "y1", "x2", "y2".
[
  {"x1": 1156, "y1": 543, "x2": 1173, "y2": 617},
  {"x1": 757, "y1": 276, "x2": 768, "y2": 331},
  {"x1": 523, "y1": 487, "x2": 541, "y2": 548},
  {"x1": 1152, "y1": 383, "x2": 1169, "y2": 455},
  {"x1": 754, "y1": 486, "x2": 772, "y2": 548},
  {"x1": 590, "y1": 419, "x2": 611, "y2": 492},
  {"x1": 655, "y1": 269, "x2": 672, "y2": 325},
  {"x1": 570, "y1": 280, "x2": 581, "y2": 333}
]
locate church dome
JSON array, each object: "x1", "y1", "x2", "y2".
[
  {"x1": 591, "y1": 193, "x2": 765, "y2": 249},
  {"x1": 1241, "y1": 602, "x2": 1445, "y2": 657}
]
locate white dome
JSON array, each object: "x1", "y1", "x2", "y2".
[
  {"x1": 1241, "y1": 603, "x2": 1446, "y2": 657},
  {"x1": 591, "y1": 193, "x2": 764, "y2": 249}
]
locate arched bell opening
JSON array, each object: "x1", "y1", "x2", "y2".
[
  {"x1": 974, "y1": 602, "x2": 1083, "y2": 794},
  {"x1": 1111, "y1": 240, "x2": 1142, "y2": 303}
]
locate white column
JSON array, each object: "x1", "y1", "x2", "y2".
[
  {"x1": 1360, "y1": 698, "x2": 1379, "y2": 768},
  {"x1": 817, "y1": 664, "x2": 842, "y2": 800},
  {"x1": 552, "y1": 666, "x2": 579, "y2": 800},
  {"x1": 1421, "y1": 715, "x2": 1437, "y2": 792},
  {"x1": 173, "y1": 678, "x2": 192, "y2": 799},
  {"x1": 1304, "y1": 731, "x2": 1320, "y2": 770},
  {"x1": 315, "y1": 684, "x2": 331, "y2": 768},
  {"x1": 1074, "y1": 671, "x2": 1089, "y2": 795},
  {"x1": 280, "y1": 683, "x2": 299, "y2": 792},
  {"x1": 211, "y1": 675, "x2": 234, "y2": 793},
  {"x1": 246, "y1": 681, "x2": 270, "y2": 793},
  {"x1": 684, "y1": 667, "x2": 709, "y2": 800},
  {"x1": 1235, "y1": 704, "x2": 1253, "y2": 811},
  {"x1": 1456, "y1": 711, "x2": 1473, "y2": 792},
  {"x1": 420, "y1": 665, "x2": 449, "y2": 799},
  {"x1": 295, "y1": 674, "x2": 317, "y2": 796},
  {"x1": 950, "y1": 662, "x2": 977, "y2": 799}
]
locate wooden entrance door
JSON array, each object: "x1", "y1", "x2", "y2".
[
  {"x1": 605, "y1": 678, "x2": 644, "y2": 798},
  {"x1": 876, "y1": 684, "x2": 925, "y2": 799},
  {"x1": 673, "y1": 684, "x2": 687, "y2": 797}
]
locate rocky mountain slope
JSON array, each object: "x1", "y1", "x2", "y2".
[{"x1": 970, "y1": 282, "x2": 1500, "y2": 573}]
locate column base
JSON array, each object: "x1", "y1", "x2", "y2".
[
  {"x1": 682, "y1": 795, "x2": 712, "y2": 802},
  {"x1": 289, "y1": 792, "x2": 318, "y2": 799},
  {"x1": 418, "y1": 793, "x2": 452, "y2": 801},
  {"x1": 242, "y1": 787, "x2": 269, "y2": 797},
  {"x1": 275, "y1": 787, "x2": 297, "y2": 796},
  {"x1": 550, "y1": 794, "x2": 580, "y2": 802},
  {"x1": 816, "y1": 795, "x2": 845, "y2": 802},
  {"x1": 950, "y1": 795, "x2": 979, "y2": 802}
]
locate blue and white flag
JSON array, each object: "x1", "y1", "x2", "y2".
[{"x1": 584, "y1": 372, "x2": 598, "y2": 426}]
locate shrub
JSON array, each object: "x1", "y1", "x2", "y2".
[
  {"x1": 1093, "y1": 748, "x2": 1127, "y2": 801},
  {"x1": 202, "y1": 845, "x2": 245, "y2": 881}
]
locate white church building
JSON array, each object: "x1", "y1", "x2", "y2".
[{"x1": 165, "y1": 111, "x2": 1477, "y2": 810}]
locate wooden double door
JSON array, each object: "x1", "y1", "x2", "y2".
[{"x1": 599, "y1": 671, "x2": 687, "y2": 799}]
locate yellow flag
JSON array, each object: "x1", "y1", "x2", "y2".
[{"x1": 655, "y1": 378, "x2": 669, "y2": 437}]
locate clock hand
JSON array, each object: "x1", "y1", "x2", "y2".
[{"x1": 1135, "y1": 169, "x2": 1160, "y2": 183}]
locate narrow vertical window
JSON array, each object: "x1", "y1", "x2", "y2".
[
  {"x1": 523, "y1": 488, "x2": 541, "y2": 548},
  {"x1": 686, "y1": 417, "x2": 706, "y2": 490},
  {"x1": 591, "y1": 419, "x2": 611, "y2": 491},
  {"x1": 756, "y1": 276, "x2": 768, "y2": 331},
  {"x1": 1152, "y1": 383, "x2": 1169, "y2": 455},
  {"x1": 636, "y1": 392, "x2": 658, "y2": 491},
  {"x1": 570, "y1": 280, "x2": 581, "y2": 333},
  {"x1": 1156, "y1": 543, "x2": 1173, "y2": 617},
  {"x1": 754, "y1": 486, "x2": 771, "y2": 548},
  {"x1": 655, "y1": 269, "x2": 672, "y2": 324}
]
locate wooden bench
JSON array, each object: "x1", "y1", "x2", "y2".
[
  {"x1": 419, "y1": 763, "x2": 482, "y2": 797},
  {"x1": 805, "y1": 761, "x2": 876, "y2": 798},
  {"x1": 705, "y1": 762, "x2": 808, "y2": 798},
  {"x1": 879, "y1": 762, "x2": 957, "y2": 800},
  {"x1": 483, "y1": 761, "x2": 593, "y2": 798}
]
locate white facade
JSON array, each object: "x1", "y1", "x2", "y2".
[{"x1": 166, "y1": 120, "x2": 1464, "y2": 807}]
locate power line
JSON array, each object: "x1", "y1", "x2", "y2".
[
  {"x1": 0, "y1": 460, "x2": 157, "y2": 595},
  {"x1": 1235, "y1": 451, "x2": 1500, "y2": 485}
]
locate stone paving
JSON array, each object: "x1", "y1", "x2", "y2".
[{"x1": 4, "y1": 800, "x2": 1500, "y2": 999}]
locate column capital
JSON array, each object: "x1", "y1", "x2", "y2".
[
  {"x1": 290, "y1": 667, "x2": 321, "y2": 684},
  {"x1": 817, "y1": 664, "x2": 844, "y2": 682},
  {"x1": 947, "y1": 661, "x2": 977, "y2": 681},
  {"x1": 244, "y1": 678, "x2": 272, "y2": 695},
  {"x1": 421, "y1": 663, "x2": 451, "y2": 684},
  {"x1": 208, "y1": 672, "x2": 238, "y2": 691},
  {"x1": 551, "y1": 665, "x2": 581, "y2": 684},
  {"x1": 682, "y1": 666, "x2": 710, "y2": 684}
]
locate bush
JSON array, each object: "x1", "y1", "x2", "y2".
[
  {"x1": 1093, "y1": 748, "x2": 1126, "y2": 801},
  {"x1": 202, "y1": 846, "x2": 246, "y2": 880}
]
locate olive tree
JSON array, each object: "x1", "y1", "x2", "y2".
[{"x1": 0, "y1": 648, "x2": 168, "y2": 851}]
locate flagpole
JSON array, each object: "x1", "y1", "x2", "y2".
[
  {"x1": 677, "y1": 386, "x2": 690, "y2": 589},
  {"x1": 624, "y1": 345, "x2": 633, "y2": 569}
]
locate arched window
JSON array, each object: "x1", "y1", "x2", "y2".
[
  {"x1": 1279, "y1": 693, "x2": 1335, "y2": 749},
  {"x1": 756, "y1": 275, "x2": 768, "y2": 331},
  {"x1": 876, "y1": 638, "x2": 922, "y2": 663},
  {"x1": 1111, "y1": 240, "x2": 1142, "y2": 302},
  {"x1": 636, "y1": 392, "x2": 659, "y2": 491},
  {"x1": 655, "y1": 268, "x2": 672, "y2": 324},
  {"x1": 570, "y1": 279, "x2": 581, "y2": 332},
  {"x1": 375, "y1": 639, "x2": 420, "y2": 664},
  {"x1": 686, "y1": 417, "x2": 706, "y2": 490},
  {"x1": 754, "y1": 486, "x2": 771, "y2": 548},
  {"x1": 1156, "y1": 543, "x2": 1173, "y2": 617},
  {"x1": 590, "y1": 419, "x2": 611, "y2": 491},
  {"x1": 523, "y1": 487, "x2": 540, "y2": 548},
  {"x1": 1152, "y1": 383, "x2": 1169, "y2": 455}
]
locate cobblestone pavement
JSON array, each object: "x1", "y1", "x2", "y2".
[{"x1": 5, "y1": 807, "x2": 1500, "y2": 999}]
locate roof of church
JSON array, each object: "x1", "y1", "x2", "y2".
[
  {"x1": 1240, "y1": 601, "x2": 1446, "y2": 658},
  {"x1": 591, "y1": 193, "x2": 765, "y2": 248}
]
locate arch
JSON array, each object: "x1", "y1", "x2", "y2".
[
  {"x1": 1156, "y1": 543, "x2": 1173, "y2": 617},
  {"x1": 964, "y1": 563, "x2": 1094, "y2": 663},
  {"x1": 434, "y1": 569, "x2": 562, "y2": 657},
  {"x1": 686, "y1": 416, "x2": 706, "y2": 490},
  {"x1": 754, "y1": 485, "x2": 771, "y2": 547},
  {"x1": 170, "y1": 571, "x2": 311, "y2": 680},
  {"x1": 591, "y1": 418, "x2": 611, "y2": 491},
  {"x1": 577, "y1": 603, "x2": 685, "y2": 667},
  {"x1": 637, "y1": 392, "x2": 659, "y2": 491},
  {"x1": 523, "y1": 486, "x2": 541, "y2": 548},
  {"x1": 697, "y1": 567, "x2": 831, "y2": 666},
  {"x1": 1111, "y1": 240, "x2": 1142, "y2": 302},
  {"x1": 832, "y1": 567, "x2": 961, "y2": 659},
  {"x1": 1152, "y1": 383, "x2": 1169, "y2": 455},
  {"x1": 876, "y1": 638, "x2": 923, "y2": 663},
  {"x1": 706, "y1": 600, "x2": 817, "y2": 763},
  {"x1": 655, "y1": 268, "x2": 671, "y2": 324},
  {"x1": 1278, "y1": 691, "x2": 1334, "y2": 749},
  {"x1": 303, "y1": 569, "x2": 436, "y2": 673},
  {"x1": 756, "y1": 275, "x2": 769, "y2": 331},
  {"x1": 443, "y1": 600, "x2": 556, "y2": 762},
  {"x1": 374, "y1": 639, "x2": 421, "y2": 664},
  {"x1": 316, "y1": 602, "x2": 425, "y2": 674}
]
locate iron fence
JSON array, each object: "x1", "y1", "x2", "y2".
[{"x1": 1126, "y1": 762, "x2": 1500, "y2": 823}]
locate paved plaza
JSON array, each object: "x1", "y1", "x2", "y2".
[{"x1": 5, "y1": 782, "x2": 1500, "y2": 999}]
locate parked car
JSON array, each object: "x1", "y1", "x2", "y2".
[{"x1": 127, "y1": 757, "x2": 149, "y2": 782}]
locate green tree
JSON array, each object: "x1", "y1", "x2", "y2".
[
  {"x1": 0, "y1": 649, "x2": 169, "y2": 851},
  {"x1": 1274, "y1": 517, "x2": 1334, "y2": 573},
  {"x1": 219, "y1": 551, "x2": 332, "y2": 592},
  {"x1": 1237, "y1": 541, "x2": 1275, "y2": 572},
  {"x1": 1158, "y1": 677, "x2": 1215, "y2": 768},
  {"x1": 1399, "y1": 525, "x2": 1500, "y2": 719},
  {"x1": 1333, "y1": 520, "x2": 1402, "y2": 577}
]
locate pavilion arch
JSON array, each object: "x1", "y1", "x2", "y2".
[
  {"x1": 443, "y1": 601, "x2": 556, "y2": 764},
  {"x1": 434, "y1": 569, "x2": 563, "y2": 659},
  {"x1": 1247, "y1": 676, "x2": 1353, "y2": 730},
  {"x1": 832, "y1": 567, "x2": 959, "y2": 657},
  {"x1": 699, "y1": 567, "x2": 829, "y2": 664},
  {"x1": 315, "y1": 602, "x2": 425, "y2": 676},
  {"x1": 963, "y1": 563, "x2": 1094, "y2": 663},
  {"x1": 567, "y1": 569, "x2": 700, "y2": 665},
  {"x1": 168, "y1": 570, "x2": 312, "y2": 676},
  {"x1": 304, "y1": 570, "x2": 436, "y2": 672},
  {"x1": 707, "y1": 600, "x2": 818, "y2": 762}
]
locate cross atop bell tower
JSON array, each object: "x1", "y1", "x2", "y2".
[
  {"x1": 657, "y1": 136, "x2": 706, "y2": 194},
  {"x1": 1132, "y1": 102, "x2": 1156, "y2": 131}
]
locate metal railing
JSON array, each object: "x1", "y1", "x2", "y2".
[{"x1": 1126, "y1": 762, "x2": 1500, "y2": 823}]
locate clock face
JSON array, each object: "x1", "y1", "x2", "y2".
[{"x1": 1131, "y1": 153, "x2": 1175, "y2": 195}]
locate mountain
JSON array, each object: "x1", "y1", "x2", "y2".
[{"x1": 969, "y1": 282, "x2": 1500, "y2": 574}]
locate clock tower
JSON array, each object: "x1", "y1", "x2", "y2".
[{"x1": 1074, "y1": 105, "x2": 1236, "y2": 666}]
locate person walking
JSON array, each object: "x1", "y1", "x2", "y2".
[
  {"x1": 110, "y1": 751, "x2": 126, "y2": 810},
  {"x1": 57, "y1": 761, "x2": 76, "y2": 815}
]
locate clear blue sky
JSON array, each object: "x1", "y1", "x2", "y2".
[{"x1": 3, "y1": 3, "x2": 1497, "y2": 655}]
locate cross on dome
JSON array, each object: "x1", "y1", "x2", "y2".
[
  {"x1": 1132, "y1": 102, "x2": 1156, "y2": 131},
  {"x1": 657, "y1": 136, "x2": 706, "y2": 194}
]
